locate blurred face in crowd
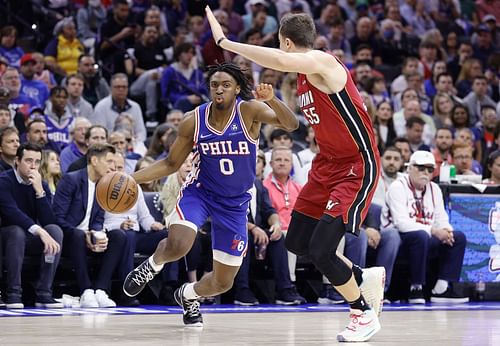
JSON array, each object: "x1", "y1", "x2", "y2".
[
  {"x1": 261, "y1": 69, "x2": 279, "y2": 86},
  {"x1": 78, "y1": 56, "x2": 97, "y2": 79},
  {"x1": 0, "y1": 131, "x2": 20, "y2": 159},
  {"x1": 62, "y1": 22, "x2": 77, "y2": 40},
  {"x1": 111, "y1": 77, "x2": 129, "y2": 103},
  {"x1": 381, "y1": 149, "x2": 402, "y2": 177},
  {"x1": 356, "y1": 18, "x2": 372, "y2": 39},
  {"x1": 477, "y1": 30, "x2": 492, "y2": 48},
  {"x1": 178, "y1": 48, "x2": 195, "y2": 67},
  {"x1": 177, "y1": 153, "x2": 193, "y2": 183},
  {"x1": 376, "y1": 102, "x2": 393, "y2": 123},
  {"x1": 114, "y1": 3, "x2": 130, "y2": 23},
  {"x1": 401, "y1": 89, "x2": 418, "y2": 107},
  {"x1": 67, "y1": 76, "x2": 84, "y2": 98},
  {"x1": 403, "y1": 59, "x2": 418, "y2": 76},
  {"x1": 435, "y1": 129, "x2": 453, "y2": 153},
  {"x1": 27, "y1": 122, "x2": 48, "y2": 146},
  {"x1": 144, "y1": 9, "x2": 161, "y2": 29},
  {"x1": 455, "y1": 128, "x2": 474, "y2": 147},
  {"x1": 233, "y1": 55, "x2": 252, "y2": 72},
  {"x1": 272, "y1": 134, "x2": 292, "y2": 149},
  {"x1": 330, "y1": 24, "x2": 345, "y2": 40},
  {"x1": 32, "y1": 53, "x2": 45, "y2": 74},
  {"x1": 87, "y1": 127, "x2": 107, "y2": 147},
  {"x1": 114, "y1": 153, "x2": 125, "y2": 172},
  {"x1": 433, "y1": 61, "x2": 447, "y2": 78},
  {"x1": 436, "y1": 94, "x2": 453, "y2": 115},
  {"x1": 436, "y1": 75, "x2": 453, "y2": 93},
  {"x1": 453, "y1": 146, "x2": 473, "y2": 173},
  {"x1": 109, "y1": 131, "x2": 127, "y2": 154},
  {"x1": 1, "y1": 69, "x2": 21, "y2": 94},
  {"x1": 0, "y1": 108, "x2": 11, "y2": 128},
  {"x1": 406, "y1": 122, "x2": 424, "y2": 145},
  {"x1": 481, "y1": 107, "x2": 498, "y2": 130},
  {"x1": 247, "y1": 31, "x2": 263, "y2": 46},
  {"x1": 407, "y1": 74, "x2": 422, "y2": 90},
  {"x1": 472, "y1": 78, "x2": 488, "y2": 96},
  {"x1": 142, "y1": 26, "x2": 159, "y2": 46},
  {"x1": 51, "y1": 90, "x2": 69, "y2": 114},
  {"x1": 46, "y1": 151, "x2": 61, "y2": 176},
  {"x1": 256, "y1": 152, "x2": 265, "y2": 178},
  {"x1": 404, "y1": 100, "x2": 421, "y2": 118},
  {"x1": 188, "y1": 16, "x2": 204, "y2": 36},
  {"x1": 20, "y1": 61, "x2": 36, "y2": 79},
  {"x1": 409, "y1": 162, "x2": 434, "y2": 190},
  {"x1": 489, "y1": 156, "x2": 500, "y2": 183},
  {"x1": 355, "y1": 48, "x2": 372, "y2": 62},
  {"x1": 72, "y1": 118, "x2": 91, "y2": 146},
  {"x1": 166, "y1": 110, "x2": 183, "y2": 128},
  {"x1": 356, "y1": 64, "x2": 371, "y2": 82},
  {"x1": 458, "y1": 43, "x2": 473, "y2": 61},
  {"x1": 1, "y1": 30, "x2": 16, "y2": 48},
  {"x1": 394, "y1": 141, "x2": 411, "y2": 163},
  {"x1": 271, "y1": 148, "x2": 293, "y2": 179},
  {"x1": 16, "y1": 149, "x2": 42, "y2": 182},
  {"x1": 452, "y1": 106, "x2": 468, "y2": 127}
]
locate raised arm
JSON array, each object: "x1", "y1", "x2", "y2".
[
  {"x1": 243, "y1": 83, "x2": 298, "y2": 132},
  {"x1": 132, "y1": 113, "x2": 195, "y2": 184}
]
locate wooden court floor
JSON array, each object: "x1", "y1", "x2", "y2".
[{"x1": 0, "y1": 308, "x2": 499, "y2": 345}]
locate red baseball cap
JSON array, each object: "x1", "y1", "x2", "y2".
[{"x1": 20, "y1": 53, "x2": 36, "y2": 65}]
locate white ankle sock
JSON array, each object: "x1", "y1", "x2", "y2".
[
  {"x1": 432, "y1": 279, "x2": 448, "y2": 295},
  {"x1": 183, "y1": 283, "x2": 201, "y2": 300},
  {"x1": 410, "y1": 284, "x2": 422, "y2": 291},
  {"x1": 148, "y1": 256, "x2": 164, "y2": 272}
]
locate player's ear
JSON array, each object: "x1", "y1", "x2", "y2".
[{"x1": 235, "y1": 85, "x2": 240, "y2": 95}]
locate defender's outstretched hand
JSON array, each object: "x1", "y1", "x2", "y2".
[
  {"x1": 252, "y1": 83, "x2": 275, "y2": 102},
  {"x1": 206, "y1": 6, "x2": 226, "y2": 45}
]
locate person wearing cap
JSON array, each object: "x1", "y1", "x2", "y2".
[
  {"x1": 381, "y1": 150, "x2": 468, "y2": 304},
  {"x1": 482, "y1": 14, "x2": 500, "y2": 47},
  {"x1": 472, "y1": 23, "x2": 497, "y2": 67},
  {"x1": 19, "y1": 53, "x2": 50, "y2": 108}
]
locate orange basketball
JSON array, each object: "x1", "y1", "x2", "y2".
[{"x1": 96, "y1": 172, "x2": 138, "y2": 214}]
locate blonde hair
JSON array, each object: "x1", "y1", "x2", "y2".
[{"x1": 40, "y1": 150, "x2": 61, "y2": 193}]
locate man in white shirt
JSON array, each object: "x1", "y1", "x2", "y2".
[{"x1": 381, "y1": 151, "x2": 468, "y2": 304}]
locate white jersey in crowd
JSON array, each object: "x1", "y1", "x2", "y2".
[{"x1": 381, "y1": 175, "x2": 452, "y2": 235}]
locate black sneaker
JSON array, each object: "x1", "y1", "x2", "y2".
[
  {"x1": 174, "y1": 283, "x2": 203, "y2": 327},
  {"x1": 123, "y1": 259, "x2": 159, "y2": 297},
  {"x1": 276, "y1": 286, "x2": 306, "y2": 305},
  {"x1": 317, "y1": 284, "x2": 345, "y2": 304},
  {"x1": 35, "y1": 296, "x2": 64, "y2": 308},
  {"x1": 431, "y1": 287, "x2": 469, "y2": 304},
  {"x1": 234, "y1": 288, "x2": 259, "y2": 306},
  {"x1": 408, "y1": 288, "x2": 425, "y2": 304},
  {"x1": 5, "y1": 295, "x2": 24, "y2": 309}
]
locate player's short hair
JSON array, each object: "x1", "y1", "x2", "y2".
[
  {"x1": 279, "y1": 13, "x2": 316, "y2": 49},
  {"x1": 206, "y1": 63, "x2": 253, "y2": 100},
  {"x1": 86, "y1": 143, "x2": 116, "y2": 164}
]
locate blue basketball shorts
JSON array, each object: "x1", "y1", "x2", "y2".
[{"x1": 168, "y1": 183, "x2": 251, "y2": 266}]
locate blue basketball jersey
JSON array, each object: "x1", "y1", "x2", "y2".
[
  {"x1": 44, "y1": 114, "x2": 73, "y2": 149},
  {"x1": 190, "y1": 99, "x2": 257, "y2": 198}
]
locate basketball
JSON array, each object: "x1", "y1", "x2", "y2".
[{"x1": 96, "y1": 172, "x2": 138, "y2": 214}]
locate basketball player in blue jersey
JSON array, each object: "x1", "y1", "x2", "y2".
[{"x1": 123, "y1": 63, "x2": 298, "y2": 327}]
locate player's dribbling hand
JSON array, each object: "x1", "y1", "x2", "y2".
[
  {"x1": 252, "y1": 83, "x2": 274, "y2": 102},
  {"x1": 205, "y1": 6, "x2": 226, "y2": 45}
]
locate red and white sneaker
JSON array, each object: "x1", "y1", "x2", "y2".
[
  {"x1": 337, "y1": 308, "x2": 381, "y2": 342},
  {"x1": 360, "y1": 267, "x2": 385, "y2": 316}
]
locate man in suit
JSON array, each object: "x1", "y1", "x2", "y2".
[
  {"x1": 53, "y1": 143, "x2": 126, "y2": 308},
  {"x1": 0, "y1": 142, "x2": 63, "y2": 309}
]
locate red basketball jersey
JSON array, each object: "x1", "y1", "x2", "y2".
[{"x1": 296, "y1": 57, "x2": 378, "y2": 159}]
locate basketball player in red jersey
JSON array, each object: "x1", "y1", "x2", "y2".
[{"x1": 207, "y1": 7, "x2": 385, "y2": 342}]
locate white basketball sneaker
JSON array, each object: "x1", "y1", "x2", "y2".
[
  {"x1": 359, "y1": 267, "x2": 385, "y2": 316},
  {"x1": 337, "y1": 308, "x2": 381, "y2": 342}
]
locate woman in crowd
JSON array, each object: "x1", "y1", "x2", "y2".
[{"x1": 40, "y1": 150, "x2": 62, "y2": 196}]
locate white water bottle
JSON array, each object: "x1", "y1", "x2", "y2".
[{"x1": 440, "y1": 161, "x2": 450, "y2": 183}]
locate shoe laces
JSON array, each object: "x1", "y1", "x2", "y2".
[
  {"x1": 346, "y1": 312, "x2": 364, "y2": 331},
  {"x1": 131, "y1": 263, "x2": 155, "y2": 286},
  {"x1": 185, "y1": 299, "x2": 201, "y2": 316}
]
